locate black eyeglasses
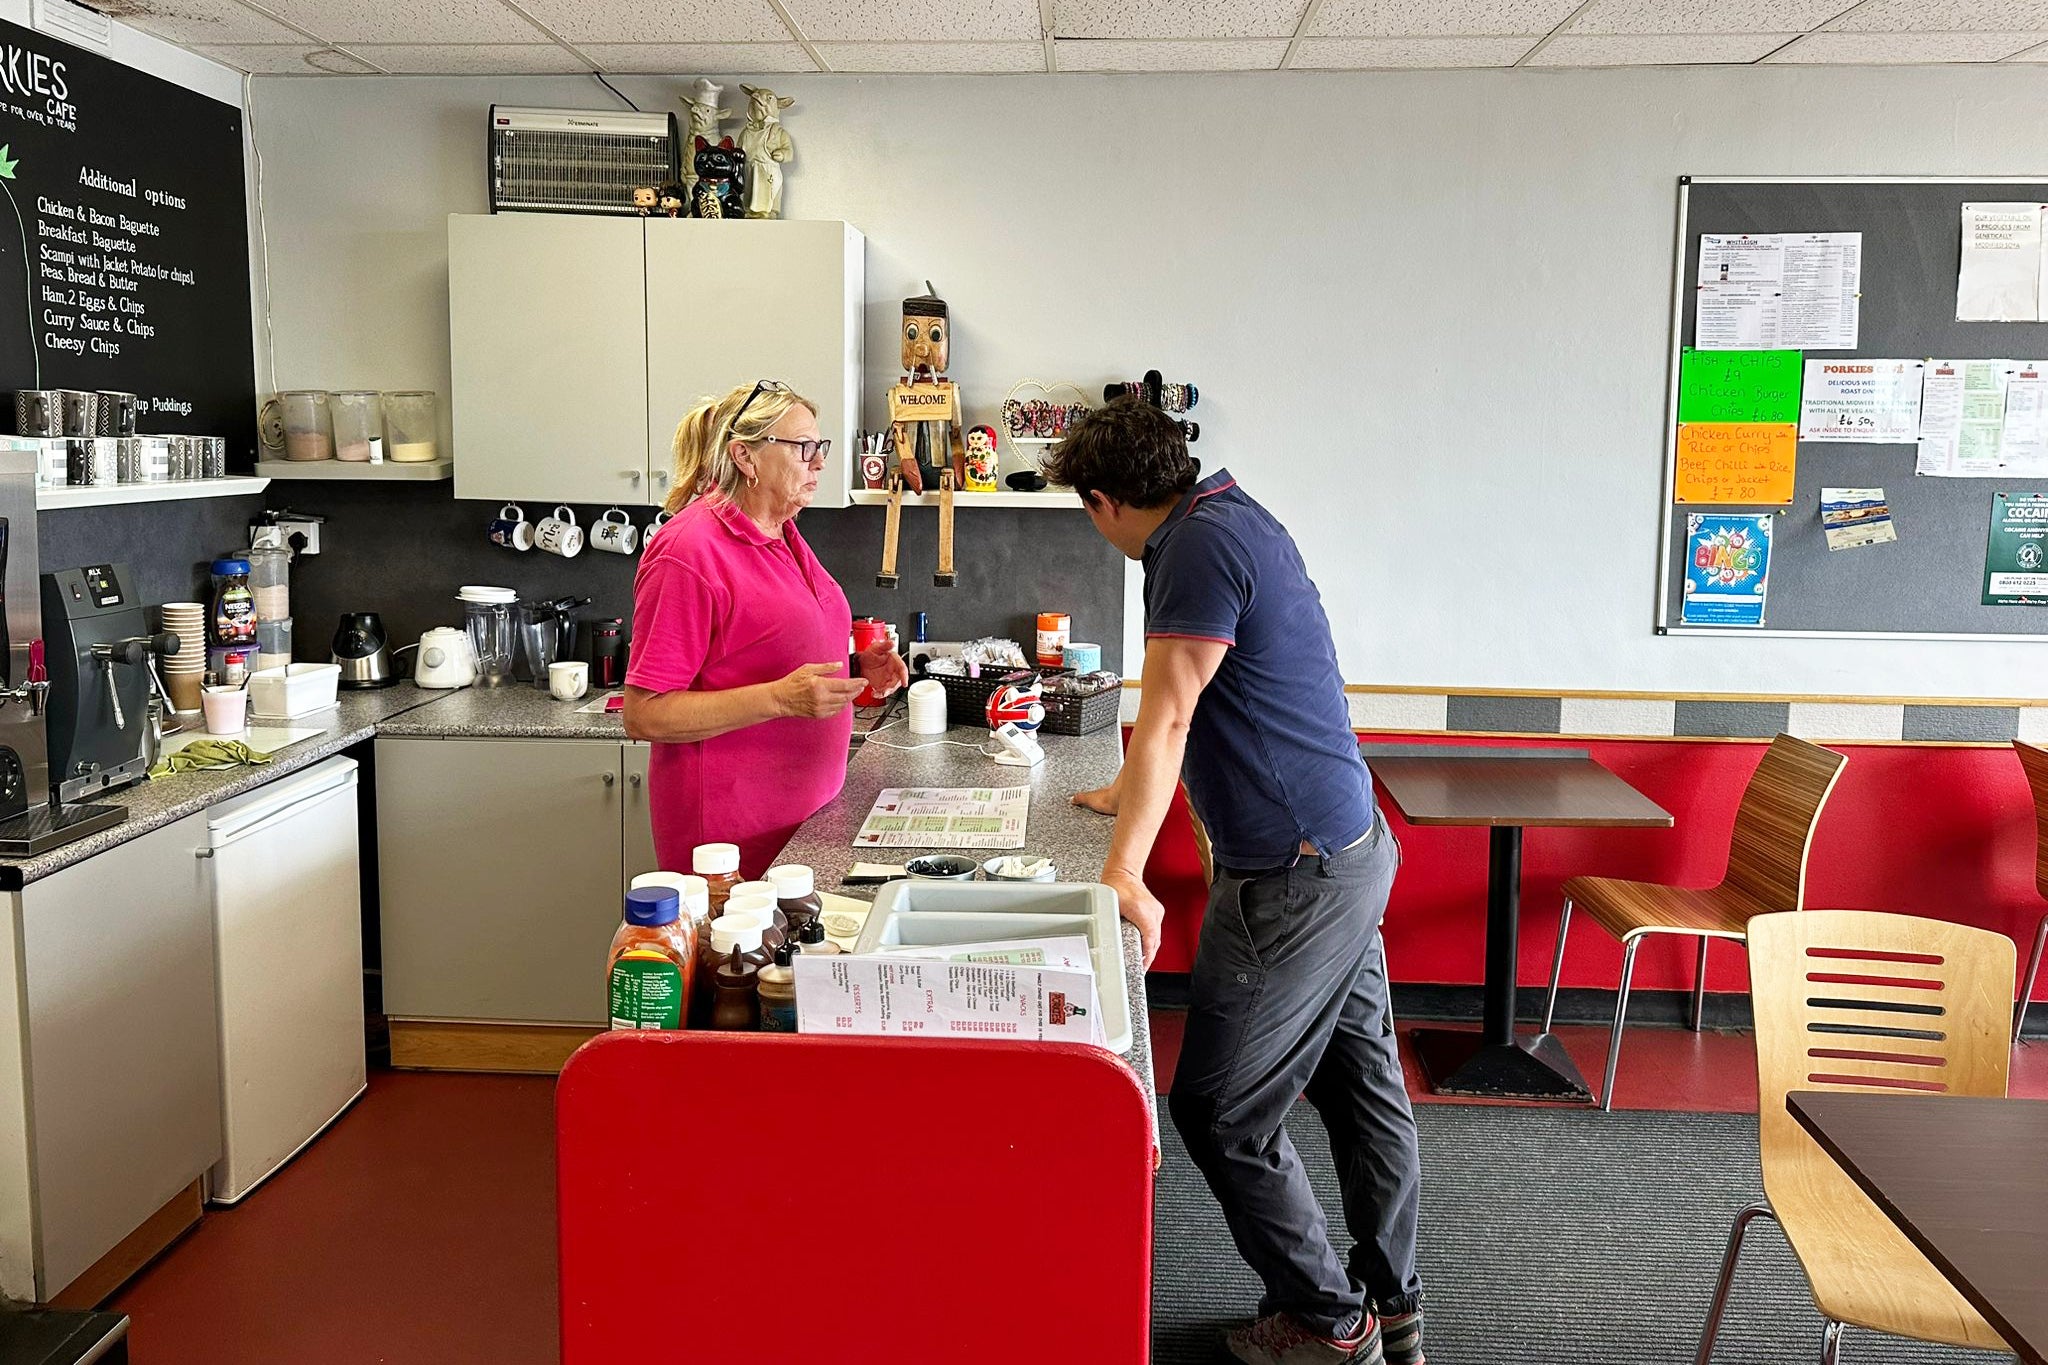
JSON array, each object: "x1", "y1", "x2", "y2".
[
  {"x1": 730, "y1": 378, "x2": 790, "y2": 432},
  {"x1": 760, "y1": 435, "x2": 832, "y2": 468}
]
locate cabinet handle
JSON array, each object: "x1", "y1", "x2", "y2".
[
  {"x1": 602, "y1": 772, "x2": 616, "y2": 787},
  {"x1": 623, "y1": 469, "x2": 642, "y2": 485},
  {"x1": 629, "y1": 773, "x2": 642, "y2": 788},
  {"x1": 652, "y1": 469, "x2": 670, "y2": 490},
  {"x1": 193, "y1": 848, "x2": 214, "y2": 859}
]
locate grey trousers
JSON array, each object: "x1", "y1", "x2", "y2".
[{"x1": 1166, "y1": 818, "x2": 1423, "y2": 1337}]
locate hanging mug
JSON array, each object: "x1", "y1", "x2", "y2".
[
  {"x1": 590, "y1": 507, "x2": 639, "y2": 555},
  {"x1": 488, "y1": 502, "x2": 534, "y2": 552},
  {"x1": 534, "y1": 505, "x2": 583, "y2": 558},
  {"x1": 645, "y1": 509, "x2": 673, "y2": 544}
]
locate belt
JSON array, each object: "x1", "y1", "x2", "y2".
[{"x1": 1219, "y1": 816, "x2": 1378, "y2": 881}]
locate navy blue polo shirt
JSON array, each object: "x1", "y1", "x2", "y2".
[{"x1": 1143, "y1": 468, "x2": 1372, "y2": 868}]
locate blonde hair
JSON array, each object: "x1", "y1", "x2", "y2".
[{"x1": 664, "y1": 382, "x2": 819, "y2": 514}]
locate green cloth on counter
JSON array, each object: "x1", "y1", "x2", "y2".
[{"x1": 148, "y1": 740, "x2": 276, "y2": 779}]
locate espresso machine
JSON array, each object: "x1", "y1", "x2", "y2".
[{"x1": 40, "y1": 564, "x2": 180, "y2": 805}]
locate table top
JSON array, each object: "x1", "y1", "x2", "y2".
[
  {"x1": 1362, "y1": 746, "x2": 1674, "y2": 829},
  {"x1": 1788, "y1": 1091, "x2": 2048, "y2": 1365}
]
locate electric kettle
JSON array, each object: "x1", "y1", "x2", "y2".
[{"x1": 412, "y1": 627, "x2": 478, "y2": 689}]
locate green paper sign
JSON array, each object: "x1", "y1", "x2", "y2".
[
  {"x1": 1678, "y1": 348, "x2": 1803, "y2": 424},
  {"x1": 1983, "y1": 492, "x2": 2048, "y2": 606}
]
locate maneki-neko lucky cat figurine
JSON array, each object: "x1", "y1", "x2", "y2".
[{"x1": 690, "y1": 136, "x2": 744, "y2": 219}]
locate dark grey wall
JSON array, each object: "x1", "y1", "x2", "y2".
[
  {"x1": 38, "y1": 494, "x2": 270, "y2": 608},
  {"x1": 267, "y1": 483, "x2": 1125, "y2": 671}
]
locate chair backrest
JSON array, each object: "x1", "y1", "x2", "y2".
[
  {"x1": 557, "y1": 1031, "x2": 1155, "y2": 1365},
  {"x1": 1186, "y1": 788, "x2": 1216, "y2": 886},
  {"x1": 1747, "y1": 910, "x2": 2013, "y2": 1194},
  {"x1": 1720, "y1": 734, "x2": 1848, "y2": 910},
  {"x1": 2013, "y1": 740, "x2": 2048, "y2": 901}
]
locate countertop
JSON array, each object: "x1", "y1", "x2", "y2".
[
  {"x1": 776, "y1": 720, "x2": 1152, "y2": 1095},
  {"x1": 376, "y1": 683, "x2": 628, "y2": 739}
]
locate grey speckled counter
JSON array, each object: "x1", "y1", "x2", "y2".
[
  {"x1": 0, "y1": 683, "x2": 445, "y2": 889},
  {"x1": 379, "y1": 685, "x2": 628, "y2": 739},
  {"x1": 775, "y1": 722, "x2": 1152, "y2": 1097}
]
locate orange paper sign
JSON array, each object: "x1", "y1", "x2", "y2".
[{"x1": 1674, "y1": 422, "x2": 1797, "y2": 505}]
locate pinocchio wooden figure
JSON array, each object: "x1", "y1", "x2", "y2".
[{"x1": 879, "y1": 282, "x2": 963, "y2": 588}]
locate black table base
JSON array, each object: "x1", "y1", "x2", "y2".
[{"x1": 1413, "y1": 826, "x2": 1593, "y2": 1103}]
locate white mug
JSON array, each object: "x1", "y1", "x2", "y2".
[
  {"x1": 646, "y1": 509, "x2": 673, "y2": 542},
  {"x1": 549, "y1": 659, "x2": 590, "y2": 701},
  {"x1": 489, "y1": 503, "x2": 534, "y2": 552},
  {"x1": 534, "y1": 505, "x2": 583, "y2": 558},
  {"x1": 591, "y1": 507, "x2": 639, "y2": 555}
]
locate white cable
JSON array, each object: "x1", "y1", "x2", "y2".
[{"x1": 244, "y1": 71, "x2": 278, "y2": 396}]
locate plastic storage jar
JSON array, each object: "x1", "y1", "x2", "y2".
[
  {"x1": 249, "y1": 545, "x2": 290, "y2": 621},
  {"x1": 281, "y1": 391, "x2": 333, "y2": 461},
  {"x1": 383, "y1": 391, "x2": 438, "y2": 463},
  {"x1": 330, "y1": 391, "x2": 383, "y2": 462},
  {"x1": 255, "y1": 616, "x2": 292, "y2": 663}
]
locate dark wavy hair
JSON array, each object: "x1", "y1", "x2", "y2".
[{"x1": 1044, "y1": 397, "x2": 1197, "y2": 510}]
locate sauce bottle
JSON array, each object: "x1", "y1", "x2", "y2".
[
  {"x1": 766, "y1": 864, "x2": 823, "y2": 936},
  {"x1": 700, "y1": 912, "x2": 771, "y2": 997},
  {"x1": 606, "y1": 888, "x2": 694, "y2": 1031},
  {"x1": 724, "y1": 892, "x2": 785, "y2": 950},
  {"x1": 692, "y1": 842, "x2": 742, "y2": 915},
  {"x1": 796, "y1": 917, "x2": 840, "y2": 957},
  {"x1": 633, "y1": 872, "x2": 712, "y2": 1018},
  {"x1": 757, "y1": 943, "x2": 798, "y2": 1032},
  {"x1": 710, "y1": 948, "x2": 760, "y2": 1032}
]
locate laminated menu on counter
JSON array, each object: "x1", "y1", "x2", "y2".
[{"x1": 793, "y1": 954, "x2": 1101, "y2": 1045}]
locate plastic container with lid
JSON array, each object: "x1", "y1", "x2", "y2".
[
  {"x1": 256, "y1": 615, "x2": 292, "y2": 662},
  {"x1": 692, "y1": 843, "x2": 742, "y2": 914},
  {"x1": 767, "y1": 865, "x2": 822, "y2": 933},
  {"x1": 458, "y1": 585, "x2": 517, "y2": 688},
  {"x1": 757, "y1": 944, "x2": 798, "y2": 1032},
  {"x1": 607, "y1": 888, "x2": 696, "y2": 1031},
  {"x1": 330, "y1": 390, "x2": 384, "y2": 463},
  {"x1": 631, "y1": 872, "x2": 710, "y2": 931},
  {"x1": 280, "y1": 390, "x2": 333, "y2": 461},
  {"x1": 249, "y1": 545, "x2": 291, "y2": 622},
  {"x1": 210, "y1": 557, "x2": 256, "y2": 646},
  {"x1": 383, "y1": 391, "x2": 438, "y2": 463},
  {"x1": 723, "y1": 892, "x2": 785, "y2": 949}
]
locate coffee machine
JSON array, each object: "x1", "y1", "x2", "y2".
[{"x1": 41, "y1": 564, "x2": 179, "y2": 804}]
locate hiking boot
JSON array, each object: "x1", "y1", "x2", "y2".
[{"x1": 1226, "y1": 1311, "x2": 1384, "y2": 1365}]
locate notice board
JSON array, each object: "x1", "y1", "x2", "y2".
[
  {"x1": 1657, "y1": 177, "x2": 2048, "y2": 639},
  {"x1": 0, "y1": 18, "x2": 254, "y2": 459}
]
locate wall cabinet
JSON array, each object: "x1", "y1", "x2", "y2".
[
  {"x1": 10, "y1": 812, "x2": 221, "y2": 1301},
  {"x1": 449, "y1": 214, "x2": 863, "y2": 509}
]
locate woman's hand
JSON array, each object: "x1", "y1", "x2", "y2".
[
  {"x1": 1072, "y1": 770, "x2": 1123, "y2": 816},
  {"x1": 857, "y1": 639, "x2": 909, "y2": 699},
  {"x1": 775, "y1": 663, "x2": 868, "y2": 719}
]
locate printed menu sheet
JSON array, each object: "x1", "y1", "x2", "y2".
[
  {"x1": 1797, "y1": 359, "x2": 1924, "y2": 442},
  {"x1": 793, "y1": 954, "x2": 1101, "y2": 1044},
  {"x1": 853, "y1": 786, "x2": 1029, "y2": 850},
  {"x1": 1696, "y1": 232, "x2": 1862, "y2": 351},
  {"x1": 1957, "y1": 203, "x2": 2048, "y2": 321},
  {"x1": 1914, "y1": 359, "x2": 2048, "y2": 478}
]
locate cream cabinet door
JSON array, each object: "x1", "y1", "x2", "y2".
[
  {"x1": 643, "y1": 218, "x2": 863, "y2": 508},
  {"x1": 449, "y1": 213, "x2": 652, "y2": 505},
  {"x1": 622, "y1": 741, "x2": 658, "y2": 893}
]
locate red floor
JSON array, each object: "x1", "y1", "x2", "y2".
[{"x1": 107, "y1": 1016, "x2": 2048, "y2": 1364}]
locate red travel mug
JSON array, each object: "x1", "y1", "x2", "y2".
[{"x1": 851, "y1": 617, "x2": 888, "y2": 706}]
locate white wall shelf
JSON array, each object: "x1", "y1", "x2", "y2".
[
  {"x1": 848, "y1": 488, "x2": 1080, "y2": 511},
  {"x1": 37, "y1": 477, "x2": 270, "y2": 510},
  {"x1": 255, "y1": 459, "x2": 452, "y2": 482}
]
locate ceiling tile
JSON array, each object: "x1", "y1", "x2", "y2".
[
  {"x1": 815, "y1": 41, "x2": 1045, "y2": 70},
  {"x1": 194, "y1": 42, "x2": 378, "y2": 71},
  {"x1": 345, "y1": 43, "x2": 586, "y2": 72},
  {"x1": 1530, "y1": 31, "x2": 1793, "y2": 62},
  {"x1": 1767, "y1": 28, "x2": 2048, "y2": 58},
  {"x1": 254, "y1": 0, "x2": 552, "y2": 44},
  {"x1": 119, "y1": 0, "x2": 310, "y2": 44},
  {"x1": 1568, "y1": 0, "x2": 1861, "y2": 34},
  {"x1": 1050, "y1": 0, "x2": 1311, "y2": 39},
  {"x1": 1291, "y1": 34, "x2": 1538, "y2": 65},
  {"x1": 1055, "y1": 37, "x2": 1288, "y2": 67},
  {"x1": 1826, "y1": 0, "x2": 2048, "y2": 31},
  {"x1": 579, "y1": 42, "x2": 817, "y2": 72},
  {"x1": 513, "y1": 0, "x2": 791, "y2": 43},
  {"x1": 2005, "y1": 36, "x2": 2048, "y2": 54},
  {"x1": 782, "y1": 0, "x2": 1040, "y2": 41},
  {"x1": 1312, "y1": 0, "x2": 1583, "y2": 37}
]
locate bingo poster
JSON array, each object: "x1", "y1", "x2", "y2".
[{"x1": 1681, "y1": 513, "x2": 1774, "y2": 628}]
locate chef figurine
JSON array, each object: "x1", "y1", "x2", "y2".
[{"x1": 889, "y1": 283, "x2": 963, "y2": 494}]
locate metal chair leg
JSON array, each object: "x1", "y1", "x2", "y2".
[
  {"x1": 1543, "y1": 898, "x2": 1574, "y2": 1033},
  {"x1": 2017, "y1": 913, "x2": 2048, "y2": 1046},
  {"x1": 1690, "y1": 936, "x2": 1711, "y2": 1032},
  {"x1": 1601, "y1": 937, "x2": 1641, "y2": 1111},
  {"x1": 1820, "y1": 1318, "x2": 1846, "y2": 1365},
  {"x1": 1694, "y1": 1200, "x2": 1777, "y2": 1365}
]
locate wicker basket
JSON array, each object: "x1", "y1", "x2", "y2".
[{"x1": 917, "y1": 665, "x2": 1120, "y2": 736}]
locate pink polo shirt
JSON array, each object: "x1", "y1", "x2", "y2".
[{"x1": 627, "y1": 496, "x2": 853, "y2": 879}]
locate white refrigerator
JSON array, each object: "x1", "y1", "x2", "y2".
[{"x1": 204, "y1": 755, "x2": 368, "y2": 1204}]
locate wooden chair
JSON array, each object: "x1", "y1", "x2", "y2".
[
  {"x1": 1543, "y1": 733, "x2": 1847, "y2": 1110},
  {"x1": 1694, "y1": 910, "x2": 2016, "y2": 1364},
  {"x1": 2011, "y1": 741, "x2": 2048, "y2": 1045}
]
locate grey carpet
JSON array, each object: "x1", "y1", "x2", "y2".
[{"x1": 1153, "y1": 1104, "x2": 2010, "y2": 1365}]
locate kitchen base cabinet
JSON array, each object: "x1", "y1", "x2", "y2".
[
  {"x1": 377, "y1": 736, "x2": 626, "y2": 1048},
  {"x1": 623, "y1": 741, "x2": 656, "y2": 893},
  {"x1": 0, "y1": 811, "x2": 223, "y2": 1304}
]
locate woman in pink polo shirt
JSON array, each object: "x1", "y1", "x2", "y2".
[{"x1": 624, "y1": 380, "x2": 908, "y2": 877}]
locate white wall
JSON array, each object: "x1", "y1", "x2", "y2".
[{"x1": 249, "y1": 65, "x2": 2048, "y2": 700}]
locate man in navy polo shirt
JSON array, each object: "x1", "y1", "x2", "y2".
[{"x1": 1048, "y1": 399, "x2": 1424, "y2": 1365}]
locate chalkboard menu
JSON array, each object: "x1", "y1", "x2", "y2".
[{"x1": 0, "y1": 19, "x2": 254, "y2": 461}]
